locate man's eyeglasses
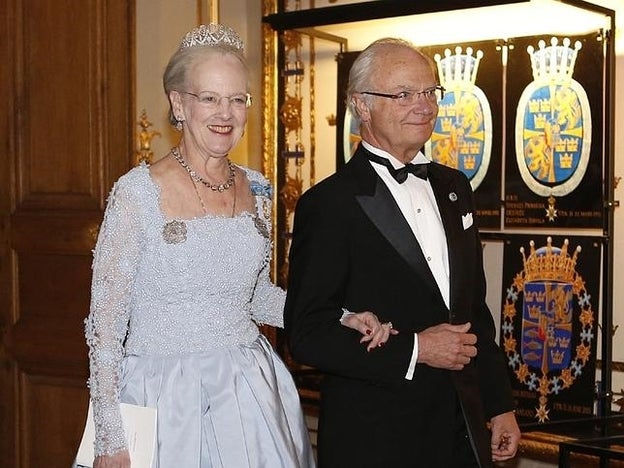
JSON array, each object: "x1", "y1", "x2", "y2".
[
  {"x1": 181, "y1": 91, "x2": 252, "y2": 109},
  {"x1": 359, "y1": 86, "x2": 445, "y2": 105}
]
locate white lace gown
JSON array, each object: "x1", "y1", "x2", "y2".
[{"x1": 84, "y1": 164, "x2": 315, "y2": 467}]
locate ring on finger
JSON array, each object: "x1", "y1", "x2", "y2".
[{"x1": 386, "y1": 321, "x2": 393, "y2": 329}]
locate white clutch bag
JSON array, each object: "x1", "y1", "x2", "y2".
[{"x1": 75, "y1": 402, "x2": 157, "y2": 468}]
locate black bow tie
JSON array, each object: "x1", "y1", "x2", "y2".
[{"x1": 367, "y1": 152, "x2": 428, "y2": 183}]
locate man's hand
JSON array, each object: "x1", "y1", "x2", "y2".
[
  {"x1": 490, "y1": 411, "x2": 521, "y2": 462},
  {"x1": 417, "y1": 322, "x2": 476, "y2": 370}
]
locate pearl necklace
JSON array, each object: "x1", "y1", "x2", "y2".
[{"x1": 171, "y1": 146, "x2": 235, "y2": 192}]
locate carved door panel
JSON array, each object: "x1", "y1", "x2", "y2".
[{"x1": 0, "y1": 1, "x2": 135, "y2": 466}]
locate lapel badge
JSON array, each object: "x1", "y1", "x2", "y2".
[{"x1": 449, "y1": 192, "x2": 458, "y2": 202}]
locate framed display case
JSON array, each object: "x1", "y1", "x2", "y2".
[{"x1": 261, "y1": 0, "x2": 617, "y2": 457}]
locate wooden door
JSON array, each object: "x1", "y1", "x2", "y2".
[{"x1": 0, "y1": 1, "x2": 135, "y2": 466}]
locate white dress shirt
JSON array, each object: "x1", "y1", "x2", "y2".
[{"x1": 362, "y1": 141, "x2": 450, "y2": 380}]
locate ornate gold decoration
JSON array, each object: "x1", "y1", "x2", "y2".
[
  {"x1": 545, "y1": 195, "x2": 557, "y2": 222},
  {"x1": 502, "y1": 237, "x2": 594, "y2": 423},
  {"x1": 262, "y1": 23, "x2": 277, "y2": 186},
  {"x1": 262, "y1": 0, "x2": 276, "y2": 16},
  {"x1": 262, "y1": 22, "x2": 278, "y2": 280},
  {"x1": 283, "y1": 30, "x2": 303, "y2": 50},
  {"x1": 280, "y1": 174, "x2": 303, "y2": 213},
  {"x1": 326, "y1": 114, "x2": 337, "y2": 126},
  {"x1": 280, "y1": 95, "x2": 303, "y2": 132},
  {"x1": 309, "y1": 35, "x2": 316, "y2": 186},
  {"x1": 278, "y1": 26, "x2": 306, "y2": 285},
  {"x1": 135, "y1": 109, "x2": 161, "y2": 165},
  {"x1": 265, "y1": 0, "x2": 333, "y2": 291},
  {"x1": 520, "y1": 237, "x2": 580, "y2": 282}
]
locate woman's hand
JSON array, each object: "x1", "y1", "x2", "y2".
[
  {"x1": 340, "y1": 311, "x2": 399, "y2": 351},
  {"x1": 93, "y1": 450, "x2": 131, "y2": 468}
]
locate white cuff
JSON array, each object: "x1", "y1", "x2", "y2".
[
  {"x1": 339, "y1": 307, "x2": 355, "y2": 324},
  {"x1": 405, "y1": 332, "x2": 419, "y2": 380}
]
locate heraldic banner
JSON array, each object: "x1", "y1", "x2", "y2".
[
  {"x1": 500, "y1": 234, "x2": 600, "y2": 423},
  {"x1": 422, "y1": 40, "x2": 503, "y2": 230},
  {"x1": 504, "y1": 33, "x2": 604, "y2": 229}
]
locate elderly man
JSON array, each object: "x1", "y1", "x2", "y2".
[{"x1": 284, "y1": 37, "x2": 520, "y2": 467}]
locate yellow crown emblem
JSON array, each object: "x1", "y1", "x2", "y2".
[
  {"x1": 520, "y1": 237, "x2": 581, "y2": 283},
  {"x1": 557, "y1": 336, "x2": 570, "y2": 348},
  {"x1": 550, "y1": 349, "x2": 566, "y2": 365},
  {"x1": 434, "y1": 46, "x2": 483, "y2": 88},
  {"x1": 566, "y1": 139, "x2": 578, "y2": 153},
  {"x1": 440, "y1": 117, "x2": 453, "y2": 132},
  {"x1": 533, "y1": 113, "x2": 546, "y2": 129},
  {"x1": 527, "y1": 37, "x2": 582, "y2": 84},
  {"x1": 528, "y1": 99, "x2": 553, "y2": 114},
  {"x1": 463, "y1": 155, "x2": 476, "y2": 170},
  {"x1": 559, "y1": 153, "x2": 573, "y2": 169},
  {"x1": 527, "y1": 305, "x2": 541, "y2": 320}
]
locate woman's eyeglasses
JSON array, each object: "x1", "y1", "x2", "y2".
[{"x1": 181, "y1": 91, "x2": 252, "y2": 109}]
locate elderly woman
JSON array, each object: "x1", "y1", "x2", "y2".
[{"x1": 84, "y1": 24, "x2": 390, "y2": 468}]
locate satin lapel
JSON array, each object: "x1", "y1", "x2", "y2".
[
  {"x1": 350, "y1": 149, "x2": 439, "y2": 293},
  {"x1": 427, "y1": 164, "x2": 463, "y2": 311}
]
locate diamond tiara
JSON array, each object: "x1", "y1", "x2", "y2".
[{"x1": 180, "y1": 23, "x2": 244, "y2": 51}]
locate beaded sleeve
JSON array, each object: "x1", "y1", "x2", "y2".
[
  {"x1": 248, "y1": 176, "x2": 286, "y2": 328},
  {"x1": 84, "y1": 176, "x2": 143, "y2": 457},
  {"x1": 249, "y1": 254, "x2": 286, "y2": 328}
]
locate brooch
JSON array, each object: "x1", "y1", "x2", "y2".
[
  {"x1": 162, "y1": 220, "x2": 187, "y2": 244},
  {"x1": 250, "y1": 180, "x2": 273, "y2": 198}
]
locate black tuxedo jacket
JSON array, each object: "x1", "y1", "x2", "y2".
[{"x1": 284, "y1": 145, "x2": 514, "y2": 467}]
